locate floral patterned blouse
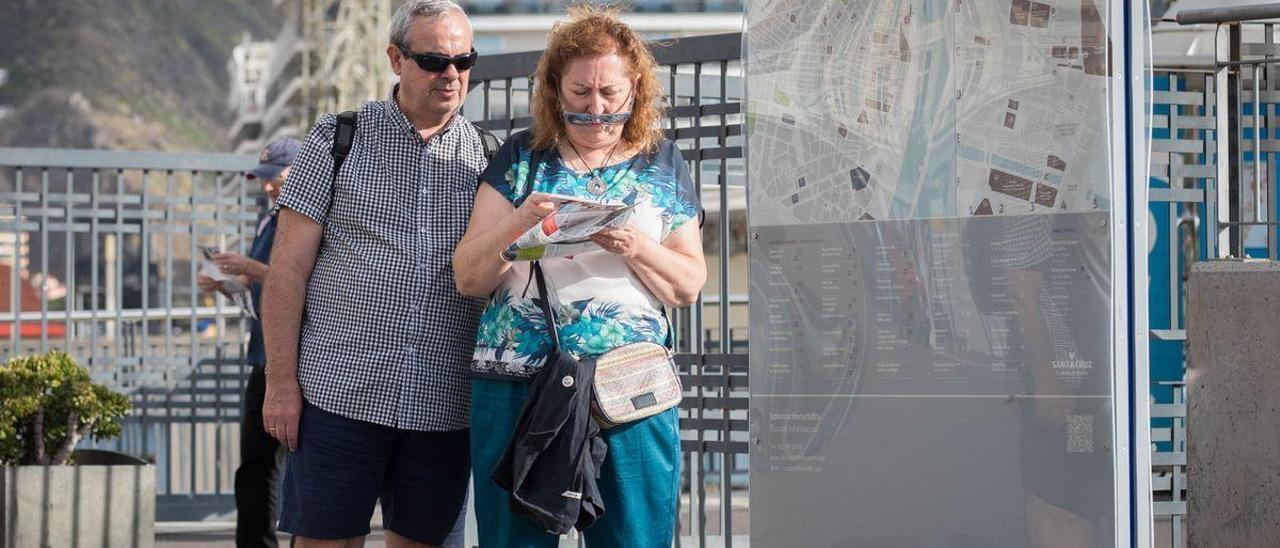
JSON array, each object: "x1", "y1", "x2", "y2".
[{"x1": 470, "y1": 129, "x2": 701, "y2": 381}]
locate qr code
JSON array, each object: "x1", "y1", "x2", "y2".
[{"x1": 1066, "y1": 414, "x2": 1094, "y2": 453}]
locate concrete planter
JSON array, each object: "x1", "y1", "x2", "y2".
[{"x1": 1, "y1": 451, "x2": 155, "y2": 548}]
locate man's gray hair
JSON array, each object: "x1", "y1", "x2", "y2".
[{"x1": 389, "y1": 0, "x2": 467, "y2": 47}]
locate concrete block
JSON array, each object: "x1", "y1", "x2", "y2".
[
  {"x1": 1, "y1": 464, "x2": 155, "y2": 548},
  {"x1": 1186, "y1": 260, "x2": 1280, "y2": 548}
]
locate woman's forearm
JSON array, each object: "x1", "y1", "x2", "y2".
[
  {"x1": 625, "y1": 239, "x2": 706, "y2": 307},
  {"x1": 454, "y1": 214, "x2": 527, "y2": 297}
]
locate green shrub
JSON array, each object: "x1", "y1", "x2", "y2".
[{"x1": 0, "y1": 351, "x2": 130, "y2": 465}]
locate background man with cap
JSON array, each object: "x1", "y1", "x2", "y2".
[{"x1": 198, "y1": 136, "x2": 300, "y2": 547}]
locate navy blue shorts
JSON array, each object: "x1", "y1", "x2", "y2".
[{"x1": 278, "y1": 402, "x2": 470, "y2": 544}]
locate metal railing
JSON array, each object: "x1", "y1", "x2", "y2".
[
  {"x1": 3, "y1": 17, "x2": 1249, "y2": 543},
  {"x1": 1148, "y1": 3, "x2": 1280, "y2": 545},
  {"x1": 1147, "y1": 67, "x2": 1206, "y2": 546},
  {"x1": 1168, "y1": 3, "x2": 1280, "y2": 260},
  {"x1": 0, "y1": 147, "x2": 259, "y2": 519}
]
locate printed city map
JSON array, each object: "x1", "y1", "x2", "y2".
[{"x1": 746, "y1": 1, "x2": 1121, "y2": 545}]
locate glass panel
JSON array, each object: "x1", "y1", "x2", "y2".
[{"x1": 746, "y1": 0, "x2": 1117, "y2": 545}]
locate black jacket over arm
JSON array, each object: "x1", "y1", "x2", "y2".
[{"x1": 491, "y1": 349, "x2": 608, "y2": 534}]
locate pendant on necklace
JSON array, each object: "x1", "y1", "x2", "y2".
[{"x1": 587, "y1": 174, "x2": 607, "y2": 196}]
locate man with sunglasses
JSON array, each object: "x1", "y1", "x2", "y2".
[{"x1": 260, "y1": 1, "x2": 487, "y2": 546}]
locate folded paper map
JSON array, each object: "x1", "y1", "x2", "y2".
[{"x1": 502, "y1": 191, "x2": 638, "y2": 261}]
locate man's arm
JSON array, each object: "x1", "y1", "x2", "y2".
[{"x1": 260, "y1": 208, "x2": 322, "y2": 451}]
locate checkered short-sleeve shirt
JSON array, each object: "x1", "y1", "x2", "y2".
[{"x1": 273, "y1": 87, "x2": 487, "y2": 431}]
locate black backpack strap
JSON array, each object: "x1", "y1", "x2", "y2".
[
  {"x1": 470, "y1": 120, "x2": 502, "y2": 163},
  {"x1": 331, "y1": 111, "x2": 358, "y2": 182}
]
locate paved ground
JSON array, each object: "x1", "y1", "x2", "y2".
[
  {"x1": 155, "y1": 522, "x2": 282, "y2": 548},
  {"x1": 155, "y1": 489, "x2": 749, "y2": 547},
  {"x1": 157, "y1": 516, "x2": 1174, "y2": 547},
  {"x1": 157, "y1": 523, "x2": 390, "y2": 547}
]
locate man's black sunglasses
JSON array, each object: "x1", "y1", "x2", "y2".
[{"x1": 397, "y1": 46, "x2": 478, "y2": 73}]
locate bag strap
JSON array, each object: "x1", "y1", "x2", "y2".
[
  {"x1": 525, "y1": 145, "x2": 558, "y2": 349},
  {"x1": 331, "y1": 111, "x2": 358, "y2": 183},
  {"x1": 519, "y1": 148, "x2": 545, "y2": 205},
  {"x1": 531, "y1": 260, "x2": 561, "y2": 351},
  {"x1": 470, "y1": 121, "x2": 502, "y2": 163}
]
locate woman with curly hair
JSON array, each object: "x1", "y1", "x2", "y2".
[{"x1": 453, "y1": 5, "x2": 705, "y2": 547}]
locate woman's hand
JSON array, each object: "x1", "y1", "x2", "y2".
[
  {"x1": 607, "y1": 221, "x2": 705, "y2": 307},
  {"x1": 511, "y1": 193, "x2": 558, "y2": 239},
  {"x1": 590, "y1": 224, "x2": 652, "y2": 260},
  {"x1": 455, "y1": 186, "x2": 558, "y2": 297}
]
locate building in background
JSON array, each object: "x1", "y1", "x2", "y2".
[{"x1": 227, "y1": 0, "x2": 743, "y2": 154}]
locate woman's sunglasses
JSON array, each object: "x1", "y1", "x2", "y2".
[
  {"x1": 562, "y1": 93, "x2": 635, "y2": 126},
  {"x1": 562, "y1": 111, "x2": 632, "y2": 126},
  {"x1": 397, "y1": 46, "x2": 478, "y2": 73}
]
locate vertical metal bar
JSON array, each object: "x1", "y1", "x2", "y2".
[
  {"x1": 689, "y1": 59, "x2": 710, "y2": 547},
  {"x1": 1232, "y1": 25, "x2": 1246, "y2": 257},
  {"x1": 208, "y1": 172, "x2": 225, "y2": 492},
  {"x1": 140, "y1": 386, "x2": 149, "y2": 466},
  {"x1": 40, "y1": 168, "x2": 49, "y2": 353},
  {"x1": 1199, "y1": 72, "x2": 1212, "y2": 270},
  {"x1": 504, "y1": 78, "x2": 514, "y2": 137},
  {"x1": 1170, "y1": 195, "x2": 1179, "y2": 330},
  {"x1": 526, "y1": 77, "x2": 534, "y2": 123},
  {"x1": 165, "y1": 385, "x2": 173, "y2": 496},
  {"x1": 1264, "y1": 26, "x2": 1274, "y2": 262},
  {"x1": 1270, "y1": 154, "x2": 1278, "y2": 259},
  {"x1": 91, "y1": 169, "x2": 100, "y2": 372},
  {"x1": 238, "y1": 173, "x2": 250, "y2": 426},
  {"x1": 189, "y1": 170, "x2": 200, "y2": 496},
  {"x1": 64, "y1": 170, "x2": 74, "y2": 345},
  {"x1": 141, "y1": 170, "x2": 151, "y2": 396},
  {"x1": 165, "y1": 171, "x2": 175, "y2": 376},
  {"x1": 1213, "y1": 24, "x2": 1232, "y2": 257},
  {"x1": 217, "y1": 171, "x2": 230, "y2": 497},
  {"x1": 1254, "y1": 64, "x2": 1263, "y2": 225},
  {"x1": 1170, "y1": 89, "x2": 1183, "y2": 330},
  {"x1": 1172, "y1": 385, "x2": 1185, "y2": 548},
  {"x1": 717, "y1": 59, "x2": 733, "y2": 547},
  {"x1": 212, "y1": 175, "x2": 225, "y2": 361},
  {"x1": 11, "y1": 167, "x2": 22, "y2": 354},
  {"x1": 669, "y1": 61, "x2": 695, "y2": 546},
  {"x1": 666, "y1": 61, "x2": 691, "y2": 548},
  {"x1": 115, "y1": 169, "x2": 124, "y2": 380},
  {"x1": 215, "y1": 355, "x2": 223, "y2": 495},
  {"x1": 189, "y1": 360, "x2": 197, "y2": 496}
]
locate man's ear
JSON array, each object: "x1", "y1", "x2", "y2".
[{"x1": 387, "y1": 45, "x2": 403, "y2": 76}]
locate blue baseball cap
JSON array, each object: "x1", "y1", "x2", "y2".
[{"x1": 246, "y1": 137, "x2": 302, "y2": 181}]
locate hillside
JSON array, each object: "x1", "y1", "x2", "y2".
[{"x1": 0, "y1": 0, "x2": 278, "y2": 152}]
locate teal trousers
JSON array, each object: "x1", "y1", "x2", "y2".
[{"x1": 470, "y1": 378, "x2": 681, "y2": 548}]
